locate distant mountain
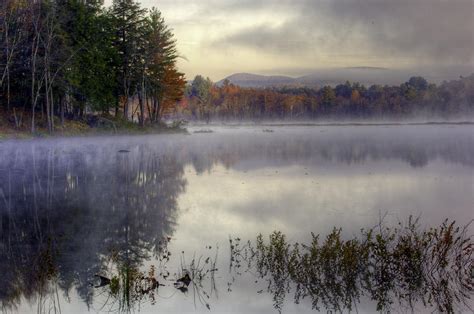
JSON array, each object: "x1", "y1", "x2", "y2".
[
  {"x1": 345, "y1": 66, "x2": 389, "y2": 70},
  {"x1": 217, "y1": 73, "x2": 295, "y2": 87},
  {"x1": 296, "y1": 67, "x2": 405, "y2": 87},
  {"x1": 219, "y1": 67, "x2": 414, "y2": 88}
]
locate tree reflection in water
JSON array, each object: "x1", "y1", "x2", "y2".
[
  {"x1": 0, "y1": 129, "x2": 473, "y2": 313},
  {"x1": 229, "y1": 217, "x2": 473, "y2": 313},
  {"x1": 0, "y1": 143, "x2": 189, "y2": 312}
]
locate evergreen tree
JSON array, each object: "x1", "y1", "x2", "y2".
[{"x1": 110, "y1": 0, "x2": 146, "y2": 118}]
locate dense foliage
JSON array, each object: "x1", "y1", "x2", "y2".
[
  {"x1": 179, "y1": 75, "x2": 474, "y2": 121},
  {"x1": 0, "y1": 0, "x2": 185, "y2": 133}
]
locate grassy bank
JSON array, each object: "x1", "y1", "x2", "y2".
[{"x1": 0, "y1": 110, "x2": 186, "y2": 140}]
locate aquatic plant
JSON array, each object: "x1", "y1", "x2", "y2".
[{"x1": 229, "y1": 217, "x2": 473, "y2": 313}]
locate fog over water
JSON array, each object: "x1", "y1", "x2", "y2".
[{"x1": 0, "y1": 125, "x2": 472, "y2": 313}]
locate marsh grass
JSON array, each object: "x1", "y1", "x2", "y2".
[
  {"x1": 94, "y1": 239, "x2": 219, "y2": 313},
  {"x1": 229, "y1": 217, "x2": 473, "y2": 313}
]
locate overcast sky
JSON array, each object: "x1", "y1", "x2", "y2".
[{"x1": 104, "y1": 0, "x2": 474, "y2": 81}]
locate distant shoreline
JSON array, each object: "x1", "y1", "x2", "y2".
[
  {"x1": 260, "y1": 121, "x2": 474, "y2": 127},
  {"x1": 187, "y1": 120, "x2": 474, "y2": 128}
]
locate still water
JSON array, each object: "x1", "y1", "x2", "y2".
[{"x1": 0, "y1": 125, "x2": 472, "y2": 313}]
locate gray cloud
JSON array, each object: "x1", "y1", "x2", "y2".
[
  {"x1": 212, "y1": 0, "x2": 474, "y2": 64},
  {"x1": 325, "y1": 0, "x2": 474, "y2": 63},
  {"x1": 105, "y1": 0, "x2": 474, "y2": 79},
  {"x1": 212, "y1": 21, "x2": 316, "y2": 53}
]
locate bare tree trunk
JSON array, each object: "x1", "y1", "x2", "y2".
[
  {"x1": 138, "y1": 72, "x2": 145, "y2": 127},
  {"x1": 152, "y1": 98, "x2": 160, "y2": 123},
  {"x1": 115, "y1": 98, "x2": 119, "y2": 117},
  {"x1": 60, "y1": 95, "x2": 64, "y2": 127},
  {"x1": 151, "y1": 98, "x2": 157, "y2": 123},
  {"x1": 31, "y1": 56, "x2": 36, "y2": 134},
  {"x1": 31, "y1": 17, "x2": 41, "y2": 134},
  {"x1": 49, "y1": 79, "x2": 54, "y2": 132},
  {"x1": 123, "y1": 79, "x2": 129, "y2": 120},
  {"x1": 6, "y1": 65, "x2": 10, "y2": 111},
  {"x1": 5, "y1": 21, "x2": 10, "y2": 111},
  {"x1": 45, "y1": 70, "x2": 51, "y2": 133},
  {"x1": 13, "y1": 108, "x2": 19, "y2": 128},
  {"x1": 1, "y1": 6, "x2": 19, "y2": 112},
  {"x1": 42, "y1": 5, "x2": 65, "y2": 134},
  {"x1": 124, "y1": 96, "x2": 129, "y2": 120},
  {"x1": 138, "y1": 93, "x2": 143, "y2": 126},
  {"x1": 44, "y1": 10, "x2": 53, "y2": 134},
  {"x1": 146, "y1": 96, "x2": 152, "y2": 124}
]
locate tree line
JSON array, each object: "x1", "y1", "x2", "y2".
[
  {"x1": 0, "y1": 0, "x2": 185, "y2": 133},
  {"x1": 179, "y1": 74, "x2": 474, "y2": 121}
]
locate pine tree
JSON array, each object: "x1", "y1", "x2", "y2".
[{"x1": 110, "y1": 0, "x2": 146, "y2": 119}]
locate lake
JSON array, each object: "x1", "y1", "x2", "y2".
[{"x1": 0, "y1": 125, "x2": 473, "y2": 313}]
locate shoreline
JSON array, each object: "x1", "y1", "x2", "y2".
[
  {"x1": 0, "y1": 111, "x2": 189, "y2": 140},
  {"x1": 2, "y1": 120, "x2": 473, "y2": 141},
  {"x1": 261, "y1": 121, "x2": 474, "y2": 127},
  {"x1": 187, "y1": 120, "x2": 474, "y2": 127},
  {"x1": 0, "y1": 125, "x2": 188, "y2": 141}
]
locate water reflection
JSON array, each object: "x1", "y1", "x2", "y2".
[
  {"x1": 229, "y1": 217, "x2": 473, "y2": 313},
  {"x1": 182, "y1": 126, "x2": 474, "y2": 170},
  {"x1": 94, "y1": 238, "x2": 218, "y2": 313},
  {"x1": 0, "y1": 126, "x2": 473, "y2": 312},
  {"x1": 0, "y1": 143, "x2": 186, "y2": 311}
]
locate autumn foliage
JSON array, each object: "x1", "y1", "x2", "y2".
[{"x1": 176, "y1": 75, "x2": 474, "y2": 121}]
